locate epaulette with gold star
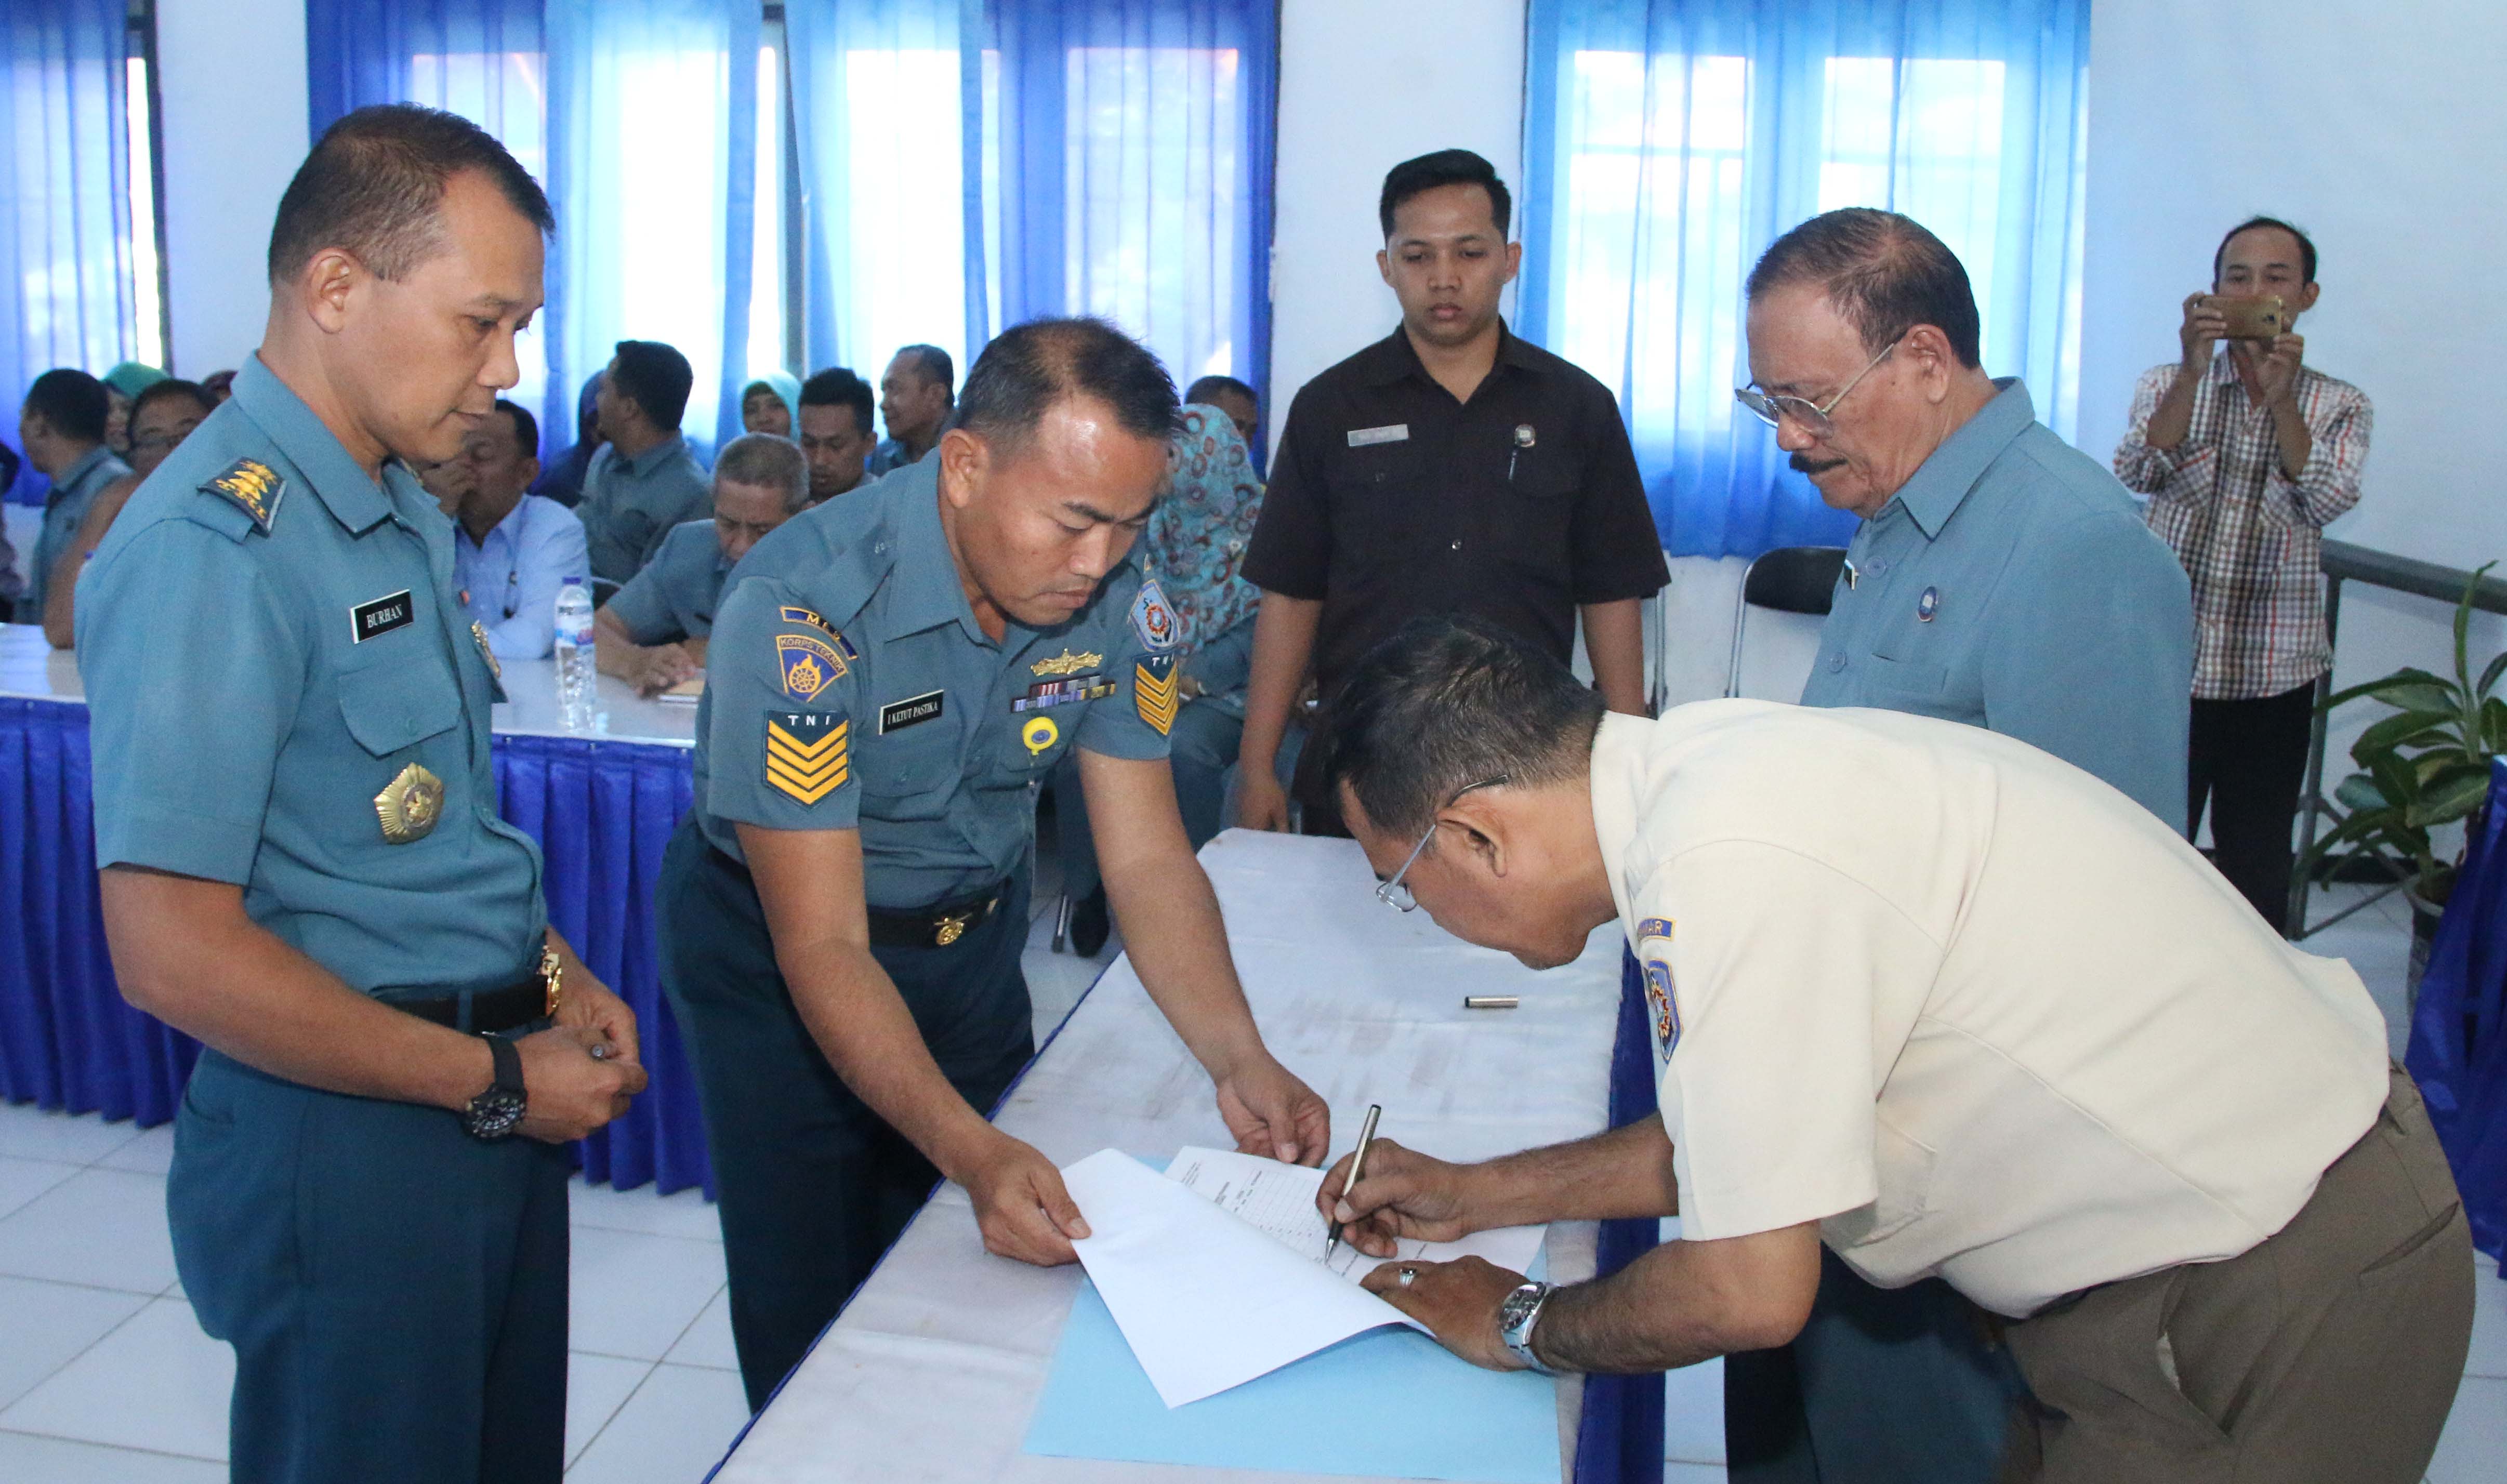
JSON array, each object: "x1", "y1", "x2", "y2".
[{"x1": 201, "y1": 458, "x2": 285, "y2": 532}]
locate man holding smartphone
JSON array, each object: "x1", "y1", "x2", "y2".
[{"x1": 2115, "y1": 217, "x2": 2373, "y2": 933}]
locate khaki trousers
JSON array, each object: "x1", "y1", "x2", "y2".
[{"x1": 2000, "y1": 1068, "x2": 2473, "y2": 1483}]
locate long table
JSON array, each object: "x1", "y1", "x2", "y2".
[
  {"x1": 0, "y1": 622, "x2": 713, "y2": 1194},
  {"x1": 709, "y1": 828, "x2": 1660, "y2": 1484}
]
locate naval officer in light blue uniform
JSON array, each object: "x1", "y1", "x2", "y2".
[
  {"x1": 77, "y1": 105, "x2": 644, "y2": 1484},
  {"x1": 656, "y1": 317, "x2": 1330, "y2": 1409}
]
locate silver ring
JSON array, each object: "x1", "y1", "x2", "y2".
[{"x1": 1397, "y1": 1266, "x2": 1418, "y2": 1288}]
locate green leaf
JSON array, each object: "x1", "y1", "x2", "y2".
[
  {"x1": 2322, "y1": 668, "x2": 2451, "y2": 711},
  {"x1": 2334, "y1": 772, "x2": 2391, "y2": 812},
  {"x1": 2485, "y1": 695, "x2": 2507, "y2": 754},
  {"x1": 2351, "y1": 709, "x2": 2457, "y2": 762},
  {"x1": 2371, "y1": 750, "x2": 2421, "y2": 806},
  {"x1": 2406, "y1": 768, "x2": 2493, "y2": 829},
  {"x1": 2480, "y1": 648, "x2": 2507, "y2": 703}
]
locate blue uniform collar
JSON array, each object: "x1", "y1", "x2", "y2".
[
  {"x1": 886, "y1": 459, "x2": 992, "y2": 645},
  {"x1": 1886, "y1": 378, "x2": 2033, "y2": 540},
  {"x1": 230, "y1": 355, "x2": 402, "y2": 535},
  {"x1": 617, "y1": 432, "x2": 689, "y2": 477},
  {"x1": 50, "y1": 444, "x2": 118, "y2": 501}
]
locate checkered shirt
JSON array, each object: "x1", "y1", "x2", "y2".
[{"x1": 2114, "y1": 355, "x2": 2372, "y2": 699}]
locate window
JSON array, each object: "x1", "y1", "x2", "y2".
[{"x1": 1522, "y1": 0, "x2": 2092, "y2": 559}]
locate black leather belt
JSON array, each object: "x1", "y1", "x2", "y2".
[
  {"x1": 866, "y1": 881, "x2": 1009, "y2": 950},
  {"x1": 386, "y1": 963, "x2": 554, "y2": 1035}
]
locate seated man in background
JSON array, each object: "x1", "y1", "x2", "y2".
[
  {"x1": 1318, "y1": 617, "x2": 2468, "y2": 1484},
  {"x1": 45, "y1": 377, "x2": 216, "y2": 646},
  {"x1": 1734, "y1": 204, "x2": 2195, "y2": 1484},
  {"x1": 1054, "y1": 401, "x2": 1270, "y2": 955},
  {"x1": 18, "y1": 369, "x2": 131, "y2": 624},
  {"x1": 530, "y1": 370, "x2": 604, "y2": 508},
  {"x1": 450, "y1": 399, "x2": 589, "y2": 660},
  {"x1": 596, "y1": 432, "x2": 806, "y2": 696},
  {"x1": 2115, "y1": 217, "x2": 2370, "y2": 933},
  {"x1": 580, "y1": 339, "x2": 710, "y2": 583},
  {"x1": 797, "y1": 366, "x2": 878, "y2": 503},
  {"x1": 1184, "y1": 373, "x2": 1261, "y2": 454},
  {"x1": 742, "y1": 373, "x2": 800, "y2": 439},
  {"x1": 867, "y1": 343, "x2": 953, "y2": 475}
]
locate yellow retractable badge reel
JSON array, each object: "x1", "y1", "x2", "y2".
[{"x1": 1022, "y1": 715, "x2": 1059, "y2": 758}]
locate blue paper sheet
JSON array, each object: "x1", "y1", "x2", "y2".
[{"x1": 1023, "y1": 1276, "x2": 1562, "y2": 1482}]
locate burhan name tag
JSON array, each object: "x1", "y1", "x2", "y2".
[{"x1": 1347, "y1": 424, "x2": 1409, "y2": 447}]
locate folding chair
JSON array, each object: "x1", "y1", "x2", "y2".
[{"x1": 1724, "y1": 545, "x2": 1849, "y2": 698}]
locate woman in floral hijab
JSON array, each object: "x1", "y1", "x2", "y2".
[{"x1": 1057, "y1": 402, "x2": 1268, "y2": 954}]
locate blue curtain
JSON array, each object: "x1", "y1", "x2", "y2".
[
  {"x1": 1, "y1": 0, "x2": 141, "y2": 508},
  {"x1": 1520, "y1": 0, "x2": 2090, "y2": 559},
  {"x1": 788, "y1": 0, "x2": 1274, "y2": 417},
  {"x1": 306, "y1": 0, "x2": 757, "y2": 460}
]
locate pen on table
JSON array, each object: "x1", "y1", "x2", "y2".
[
  {"x1": 1464, "y1": 995, "x2": 1520, "y2": 1010},
  {"x1": 1324, "y1": 1102, "x2": 1383, "y2": 1263}
]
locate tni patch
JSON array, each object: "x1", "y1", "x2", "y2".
[
  {"x1": 1130, "y1": 579, "x2": 1179, "y2": 652},
  {"x1": 776, "y1": 633, "x2": 847, "y2": 700},
  {"x1": 1134, "y1": 655, "x2": 1179, "y2": 736},
  {"x1": 764, "y1": 711, "x2": 850, "y2": 805},
  {"x1": 1641, "y1": 956, "x2": 1681, "y2": 1064},
  {"x1": 202, "y1": 458, "x2": 283, "y2": 531}
]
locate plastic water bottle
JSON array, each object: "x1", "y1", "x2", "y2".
[{"x1": 553, "y1": 576, "x2": 596, "y2": 732}]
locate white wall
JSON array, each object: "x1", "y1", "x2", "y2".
[
  {"x1": 153, "y1": 0, "x2": 307, "y2": 378},
  {"x1": 2083, "y1": 0, "x2": 2507, "y2": 783},
  {"x1": 1268, "y1": 0, "x2": 1526, "y2": 433}
]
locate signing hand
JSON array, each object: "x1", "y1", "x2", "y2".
[
  {"x1": 1214, "y1": 1055, "x2": 1329, "y2": 1167},
  {"x1": 1361, "y1": 1256, "x2": 1532, "y2": 1371},
  {"x1": 1315, "y1": 1137, "x2": 1477, "y2": 1257},
  {"x1": 513, "y1": 1025, "x2": 647, "y2": 1143},
  {"x1": 2178, "y1": 292, "x2": 2227, "y2": 369},
  {"x1": 958, "y1": 1132, "x2": 1090, "y2": 1266}
]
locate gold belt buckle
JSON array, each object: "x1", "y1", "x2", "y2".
[
  {"x1": 934, "y1": 912, "x2": 971, "y2": 948},
  {"x1": 540, "y1": 944, "x2": 563, "y2": 1019}
]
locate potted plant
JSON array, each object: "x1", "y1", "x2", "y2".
[{"x1": 2301, "y1": 562, "x2": 2507, "y2": 987}]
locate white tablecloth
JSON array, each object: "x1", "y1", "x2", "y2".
[
  {"x1": 0, "y1": 621, "x2": 695, "y2": 746},
  {"x1": 714, "y1": 829, "x2": 1628, "y2": 1483}
]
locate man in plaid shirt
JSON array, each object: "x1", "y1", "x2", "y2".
[{"x1": 2115, "y1": 217, "x2": 2371, "y2": 932}]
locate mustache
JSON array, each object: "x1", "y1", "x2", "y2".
[{"x1": 1790, "y1": 453, "x2": 1846, "y2": 475}]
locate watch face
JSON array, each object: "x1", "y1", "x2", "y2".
[{"x1": 465, "y1": 1089, "x2": 526, "y2": 1141}]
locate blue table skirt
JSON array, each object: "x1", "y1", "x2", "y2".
[
  {"x1": 2409, "y1": 754, "x2": 2507, "y2": 1267},
  {"x1": 0, "y1": 697, "x2": 712, "y2": 1197}
]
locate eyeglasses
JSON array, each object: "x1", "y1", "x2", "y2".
[
  {"x1": 1375, "y1": 776, "x2": 1510, "y2": 912},
  {"x1": 1735, "y1": 340, "x2": 1899, "y2": 436}
]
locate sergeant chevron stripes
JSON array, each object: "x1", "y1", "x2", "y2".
[
  {"x1": 1134, "y1": 658, "x2": 1179, "y2": 736},
  {"x1": 765, "y1": 712, "x2": 850, "y2": 804}
]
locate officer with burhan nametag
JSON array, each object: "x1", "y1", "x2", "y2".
[
  {"x1": 76, "y1": 105, "x2": 645, "y2": 1484},
  {"x1": 656, "y1": 317, "x2": 1331, "y2": 1409}
]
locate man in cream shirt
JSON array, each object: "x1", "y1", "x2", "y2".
[{"x1": 1308, "y1": 617, "x2": 2471, "y2": 1482}]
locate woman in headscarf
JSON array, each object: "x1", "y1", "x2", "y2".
[
  {"x1": 1055, "y1": 402, "x2": 1269, "y2": 955},
  {"x1": 100, "y1": 362, "x2": 168, "y2": 458},
  {"x1": 530, "y1": 369, "x2": 606, "y2": 507},
  {"x1": 741, "y1": 372, "x2": 802, "y2": 439}
]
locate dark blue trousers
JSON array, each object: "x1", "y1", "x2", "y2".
[
  {"x1": 170, "y1": 1048, "x2": 571, "y2": 1484},
  {"x1": 1724, "y1": 1250, "x2": 2027, "y2": 1484},
  {"x1": 656, "y1": 820, "x2": 1036, "y2": 1410}
]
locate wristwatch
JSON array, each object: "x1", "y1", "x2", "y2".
[
  {"x1": 1497, "y1": 1280, "x2": 1560, "y2": 1375},
  {"x1": 462, "y1": 1034, "x2": 528, "y2": 1141}
]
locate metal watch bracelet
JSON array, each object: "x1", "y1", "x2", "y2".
[{"x1": 1499, "y1": 1280, "x2": 1560, "y2": 1376}]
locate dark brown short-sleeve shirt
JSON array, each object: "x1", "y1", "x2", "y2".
[{"x1": 1243, "y1": 323, "x2": 1667, "y2": 696}]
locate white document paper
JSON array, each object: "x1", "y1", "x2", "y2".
[{"x1": 1060, "y1": 1147, "x2": 1546, "y2": 1408}]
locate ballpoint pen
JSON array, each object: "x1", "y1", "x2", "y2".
[{"x1": 1324, "y1": 1103, "x2": 1383, "y2": 1263}]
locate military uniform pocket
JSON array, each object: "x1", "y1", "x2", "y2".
[{"x1": 337, "y1": 651, "x2": 463, "y2": 758}]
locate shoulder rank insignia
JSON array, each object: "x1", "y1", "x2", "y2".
[
  {"x1": 776, "y1": 633, "x2": 847, "y2": 700},
  {"x1": 375, "y1": 763, "x2": 444, "y2": 844},
  {"x1": 1129, "y1": 578, "x2": 1179, "y2": 652},
  {"x1": 765, "y1": 710, "x2": 850, "y2": 805},
  {"x1": 1641, "y1": 954, "x2": 1681, "y2": 1064},
  {"x1": 1134, "y1": 654, "x2": 1179, "y2": 736},
  {"x1": 1031, "y1": 648, "x2": 1103, "y2": 678},
  {"x1": 202, "y1": 458, "x2": 284, "y2": 532},
  {"x1": 470, "y1": 621, "x2": 503, "y2": 683}
]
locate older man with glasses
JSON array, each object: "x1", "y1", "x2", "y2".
[{"x1": 1724, "y1": 208, "x2": 2196, "y2": 1484}]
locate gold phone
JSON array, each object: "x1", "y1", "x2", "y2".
[{"x1": 2211, "y1": 294, "x2": 2286, "y2": 341}]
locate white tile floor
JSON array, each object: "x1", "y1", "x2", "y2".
[{"x1": 0, "y1": 882, "x2": 2496, "y2": 1482}]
